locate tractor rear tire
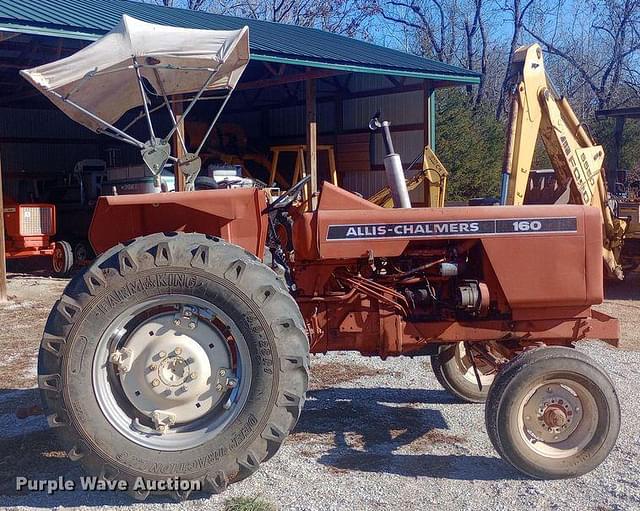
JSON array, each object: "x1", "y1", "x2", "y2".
[
  {"x1": 485, "y1": 346, "x2": 620, "y2": 479},
  {"x1": 37, "y1": 232, "x2": 309, "y2": 500},
  {"x1": 431, "y1": 343, "x2": 495, "y2": 403}
]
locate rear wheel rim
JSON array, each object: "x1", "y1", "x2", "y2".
[
  {"x1": 454, "y1": 343, "x2": 495, "y2": 386},
  {"x1": 517, "y1": 377, "x2": 598, "y2": 459},
  {"x1": 92, "y1": 294, "x2": 252, "y2": 451}
]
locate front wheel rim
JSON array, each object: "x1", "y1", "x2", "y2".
[
  {"x1": 92, "y1": 294, "x2": 252, "y2": 451},
  {"x1": 52, "y1": 245, "x2": 66, "y2": 273},
  {"x1": 517, "y1": 377, "x2": 599, "y2": 459}
]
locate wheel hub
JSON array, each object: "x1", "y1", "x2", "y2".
[
  {"x1": 543, "y1": 404, "x2": 568, "y2": 428},
  {"x1": 143, "y1": 343, "x2": 211, "y2": 404},
  {"x1": 522, "y1": 383, "x2": 583, "y2": 443},
  {"x1": 94, "y1": 296, "x2": 252, "y2": 451},
  {"x1": 158, "y1": 354, "x2": 190, "y2": 387},
  {"x1": 115, "y1": 307, "x2": 234, "y2": 426}
]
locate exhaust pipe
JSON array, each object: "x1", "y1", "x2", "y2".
[{"x1": 370, "y1": 114, "x2": 412, "y2": 208}]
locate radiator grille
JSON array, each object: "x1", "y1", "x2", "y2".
[{"x1": 20, "y1": 206, "x2": 54, "y2": 235}]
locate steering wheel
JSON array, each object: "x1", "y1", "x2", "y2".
[{"x1": 264, "y1": 175, "x2": 312, "y2": 213}]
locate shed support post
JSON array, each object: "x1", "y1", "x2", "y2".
[
  {"x1": 423, "y1": 81, "x2": 437, "y2": 205},
  {"x1": 423, "y1": 81, "x2": 436, "y2": 151},
  {"x1": 173, "y1": 96, "x2": 186, "y2": 192},
  {"x1": 0, "y1": 154, "x2": 7, "y2": 302},
  {"x1": 306, "y1": 78, "x2": 318, "y2": 209}
]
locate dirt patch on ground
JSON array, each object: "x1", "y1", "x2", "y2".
[
  {"x1": 288, "y1": 431, "x2": 336, "y2": 458},
  {"x1": 0, "y1": 424, "x2": 71, "y2": 496},
  {"x1": 309, "y1": 361, "x2": 401, "y2": 389},
  {"x1": 0, "y1": 273, "x2": 68, "y2": 389},
  {"x1": 405, "y1": 429, "x2": 467, "y2": 451}
]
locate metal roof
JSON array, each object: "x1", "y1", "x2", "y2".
[{"x1": 0, "y1": 0, "x2": 481, "y2": 85}]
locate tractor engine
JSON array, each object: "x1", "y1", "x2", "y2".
[{"x1": 295, "y1": 244, "x2": 493, "y2": 357}]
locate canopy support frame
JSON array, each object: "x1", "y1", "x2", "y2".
[{"x1": 43, "y1": 57, "x2": 235, "y2": 182}]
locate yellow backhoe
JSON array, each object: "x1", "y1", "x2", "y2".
[
  {"x1": 499, "y1": 44, "x2": 628, "y2": 279},
  {"x1": 368, "y1": 146, "x2": 448, "y2": 207}
]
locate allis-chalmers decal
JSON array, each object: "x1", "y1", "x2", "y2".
[{"x1": 326, "y1": 217, "x2": 578, "y2": 240}]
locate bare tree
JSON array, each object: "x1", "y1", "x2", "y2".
[
  {"x1": 375, "y1": 0, "x2": 457, "y2": 62},
  {"x1": 463, "y1": 0, "x2": 487, "y2": 104},
  {"x1": 145, "y1": 0, "x2": 371, "y2": 35},
  {"x1": 495, "y1": 0, "x2": 535, "y2": 119},
  {"x1": 523, "y1": 0, "x2": 640, "y2": 112}
]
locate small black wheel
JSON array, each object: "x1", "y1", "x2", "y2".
[
  {"x1": 431, "y1": 343, "x2": 495, "y2": 403},
  {"x1": 51, "y1": 241, "x2": 73, "y2": 276},
  {"x1": 485, "y1": 346, "x2": 620, "y2": 479},
  {"x1": 73, "y1": 240, "x2": 93, "y2": 265}
]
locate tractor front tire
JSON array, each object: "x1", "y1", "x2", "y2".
[
  {"x1": 485, "y1": 346, "x2": 620, "y2": 479},
  {"x1": 37, "y1": 232, "x2": 309, "y2": 500}
]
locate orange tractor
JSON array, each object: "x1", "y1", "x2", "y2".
[
  {"x1": 24, "y1": 17, "x2": 621, "y2": 500},
  {"x1": 3, "y1": 195, "x2": 73, "y2": 276}
]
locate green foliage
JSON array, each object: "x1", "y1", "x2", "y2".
[
  {"x1": 224, "y1": 496, "x2": 276, "y2": 511},
  {"x1": 435, "y1": 90, "x2": 504, "y2": 201},
  {"x1": 591, "y1": 117, "x2": 640, "y2": 175},
  {"x1": 620, "y1": 122, "x2": 640, "y2": 174}
]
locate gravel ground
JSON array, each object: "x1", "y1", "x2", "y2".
[{"x1": 0, "y1": 271, "x2": 639, "y2": 511}]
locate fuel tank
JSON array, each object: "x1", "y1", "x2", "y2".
[{"x1": 89, "y1": 188, "x2": 269, "y2": 257}]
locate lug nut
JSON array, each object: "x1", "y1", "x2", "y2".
[
  {"x1": 152, "y1": 378, "x2": 160, "y2": 387},
  {"x1": 174, "y1": 319, "x2": 181, "y2": 326},
  {"x1": 158, "y1": 351, "x2": 166, "y2": 358},
  {"x1": 188, "y1": 322, "x2": 196, "y2": 329},
  {"x1": 219, "y1": 369, "x2": 226, "y2": 377},
  {"x1": 174, "y1": 347, "x2": 182, "y2": 355},
  {"x1": 149, "y1": 363, "x2": 157, "y2": 371},
  {"x1": 216, "y1": 383, "x2": 223, "y2": 391},
  {"x1": 191, "y1": 372, "x2": 198, "y2": 380}
]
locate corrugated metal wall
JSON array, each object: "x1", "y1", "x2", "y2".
[
  {"x1": 0, "y1": 107, "x2": 93, "y2": 140},
  {"x1": 264, "y1": 74, "x2": 426, "y2": 196},
  {"x1": 0, "y1": 74, "x2": 427, "y2": 198},
  {"x1": 268, "y1": 101, "x2": 336, "y2": 137},
  {"x1": 0, "y1": 107, "x2": 102, "y2": 177}
]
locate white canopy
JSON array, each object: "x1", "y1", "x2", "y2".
[{"x1": 21, "y1": 15, "x2": 250, "y2": 133}]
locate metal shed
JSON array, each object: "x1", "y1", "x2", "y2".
[{"x1": 0, "y1": 0, "x2": 479, "y2": 297}]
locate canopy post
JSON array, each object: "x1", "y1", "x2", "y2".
[
  {"x1": 305, "y1": 78, "x2": 318, "y2": 209},
  {"x1": 0, "y1": 154, "x2": 7, "y2": 302},
  {"x1": 163, "y1": 67, "x2": 219, "y2": 143},
  {"x1": 133, "y1": 57, "x2": 156, "y2": 141},
  {"x1": 49, "y1": 91, "x2": 145, "y2": 148},
  {"x1": 154, "y1": 69, "x2": 188, "y2": 156},
  {"x1": 194, "y1": 91, "x2": 233, "y2": 156}
]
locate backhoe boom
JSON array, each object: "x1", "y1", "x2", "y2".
[{"x1": 500, "y1": 44, "x2": 627, "y2": 279}]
